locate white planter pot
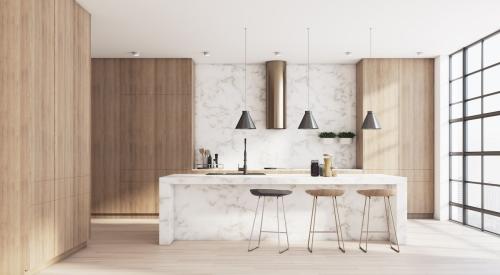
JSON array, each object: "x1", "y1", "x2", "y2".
[
  {"x1": 320, "y1": 138, "x2": 334, "y2": 145},
  {"x1": 339, "y1": 138, "x2": 353, "y2": 145}
]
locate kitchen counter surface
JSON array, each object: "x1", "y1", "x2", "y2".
[
  {"x1": 189, "y1": 168, "x2": 363, "y2": 174},
  {"x1": 159, "y1": 173, "x2": 407, "y2": 245}
]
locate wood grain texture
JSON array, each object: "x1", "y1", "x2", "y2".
[
  {"x1": 356, "y1": 58, "x2": 435, "y2": 216},
  {"x1": 91, "y1": 59, "x2": 194, "y2": 215},
  {"x1": 0, "y1": 0, "x2": 23, "y2": 273}
]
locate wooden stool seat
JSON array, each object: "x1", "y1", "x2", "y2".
[
  {"x1": 306, "y1": 189, "x2": 345, "y2": 197},
  {"x1": 357, "y1": 189, "x2": 396, "y2": 197}
]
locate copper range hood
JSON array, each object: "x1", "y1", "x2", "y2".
[{"x1": 266, "y1": 60, "x2": 286, "y2": 129}]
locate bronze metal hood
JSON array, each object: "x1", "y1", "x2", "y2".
[{"x1": 266, "y1": 60, "x2": 286, "y2": 129}]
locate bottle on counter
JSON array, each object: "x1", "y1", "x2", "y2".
[
  {"x1": 207, "y1": 154, "x2": 212, "y2": 168},
  {"x1": 214, "y1": 154, "x2": 219, "y2": 168},
  {"x1": 323, "y1": 154, "x2": 332, "y2": 177}
]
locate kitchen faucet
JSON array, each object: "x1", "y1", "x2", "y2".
[{"x1": 238, "y1": 138, "x2": 248, "y2": 175}]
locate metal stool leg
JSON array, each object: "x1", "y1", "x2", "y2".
[
  {"x1": 281, "y1": 197, "x2": 290, "y2": 253},
  {"x1": 384, "y1": 196, "x2": 400, "y2": 253},
  {"x1": 276, "y1": 196, "x2": 289, "y2": 254},
  {"x1": 359, "y1": 196, "x2": 371, "y2": 253},
  {"x1": 248, "y1": 196, "x2": 265, "y2": 252},
  {"x1": 332, "y1": 196, "x2": 345, "y2": 253},
  {"x1": 307, "y1": 196, "x2": 318, "y2": 253}
]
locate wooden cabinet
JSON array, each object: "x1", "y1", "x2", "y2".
[
  {"x1": 92, "y1": 58, "x2": 194, "y2": 216},
  {"x1": 356, "y1": 58, "x2": 434, "y2": 217},
  {"x1": 0, "y1": 0, "x2": 91, "y2": 274}
]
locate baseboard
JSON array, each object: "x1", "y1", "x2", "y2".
[
  {"x1": 92, "y1": 213, "x2": 159, "y2": 219},
  {"x1": 408, "y1": 213, "x2": 434, "y2": 219},
  {"x1": 26, "y1": 242, "x2": 86, "y2": 275}
]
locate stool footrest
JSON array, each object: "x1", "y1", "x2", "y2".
[
  {"x1": 261, "y1": 230, "x2": 288, "y2": 234},
  {"x1": 310, "y1": 230, "x2": 339, "y2": 233}
]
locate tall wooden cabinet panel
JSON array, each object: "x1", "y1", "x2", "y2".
[
  {"x1": 356, "y1": 58, "x2": 434, "y2": 217},
  {"x1": 0, "y1": 0, "x2": 91, "y2": 274},
  {"x1": 91, "y1": 58, "x2": 194, "y2": 216}
]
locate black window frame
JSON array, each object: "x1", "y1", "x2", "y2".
[{"x1": 449, "y1": 29, "x2": 500, "y2": 236}]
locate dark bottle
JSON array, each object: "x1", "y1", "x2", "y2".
[
  {"x1": 214, "y1": 154, "x2": 219, "y2": 168},
  {"x1": 207, "y1": 154, "x2": 212, "y2": 168},
  {"x1": 311, "y1": 160, "x2": 320, "y2": 177}
]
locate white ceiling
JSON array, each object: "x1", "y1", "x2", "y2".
[{"x1": 78, "y1": 0, "x2": 500, "y2": 64}]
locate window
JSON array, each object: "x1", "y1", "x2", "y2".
[{"x1": 449, "y1": 29, "x2": 500, "y2": 235}]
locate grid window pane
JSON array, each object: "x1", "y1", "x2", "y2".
[
  {"x1": 483, "y1": 93, "x2": 500, "y2": 113},
  {"x1": 484, "y1": 64, "x2": 500, "y2": 95},
  {"x1": 484, "y1": 156, "x2": 500, "y2": 185},
  {"x1": 466, "y1": 99, "x2": 481, "y2": 116},
  {"x1": 466, "y1": 183, "x2": 481, "y2": 208},
  {"x1": 484, "y1": 116, "x2": 500, "y2": 151},
  {"x1": 451, "y1": 51, "x2": 463, "y2": 79},
  {"x1": 466, "y1": 43, "x2": 482, "y2": 73},
  {"x1": 484, "y1": 33, "x2": 500, "y2": 67},
  {"x1": 450, "y1": 122, "x2": 462, "y2": 152},
  {"x1": 484, "y1": 214, "x2": 500, "y2": 234},
  {"x1": 466, "y1": 210, "x2": 482, "y2": 228},
  {"x1": 450, "y1": 181, "x2": 463, "y2": 204},
  {"x1": 466, "y1": 119, "x2": 481, "y2": 152},
  {"x1": 451, "y1": 206, "x2": 463, "y2": 222},
  {"x1": 450, "y1": 156, "x2": 463, "y2": 180},
  {"x1": 466, "y1": 72, "x2": 481, "y2": 99},
  {"x1": 450, "y1": 80, "x2": 463, "y2": 103},
  {"x1": 466, "y1": 156, "x2": 481, "y2": 182},
  {"x1": 484, "y1": 185, "x2": 500, "y2": 213},
  {"x1": 450, "y1": 103, "x2": 463, "y2": 119}
]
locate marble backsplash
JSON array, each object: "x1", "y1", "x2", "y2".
[{"x1": 194, "y1": 64, "x2": 356, "y2": 169}]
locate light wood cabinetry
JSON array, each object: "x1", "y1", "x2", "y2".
[
  {"x1": 0, "y1": 0, "x2": 91, "y2": 274},
  {"x1": 91, "y1": 58, "x2": 194, "y2": 216},
  {"x1": 356, "y1": 58, "x2": 434, "y2": 217}
]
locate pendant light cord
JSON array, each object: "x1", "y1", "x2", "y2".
[
  {"x1": 244, "y1": 27, "x2": 247, "y2": 110},
  {"x1": 307, "y1": 27, "x2": 310, "y2": 110}
]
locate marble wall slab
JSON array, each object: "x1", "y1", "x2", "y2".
[{"x1": 194, "y1": 64, "x2": 356, "y2": 169}]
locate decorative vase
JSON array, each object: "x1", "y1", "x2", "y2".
[{"x1": 339, "y1": 138, "x2": 353, "y2": 145}]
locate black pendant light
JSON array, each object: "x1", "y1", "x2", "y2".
[
  {"x1": 235, "y1": 27, "x2": 256, "y2": 129},
  {"x1": 298, "y1": 28, "x2": 318, "y2": 129},
  {"x1": 361, "y1": 111, "x2": 381, "y2": 129},
  {"x1": 361, "y1": 28, "x2": 381, "y2": 130}
]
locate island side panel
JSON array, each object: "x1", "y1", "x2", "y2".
[{"x1": 159, "y1": 181, "x2": 174, "y2": 244}]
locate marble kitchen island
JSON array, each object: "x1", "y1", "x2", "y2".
[{"x1": 159, "y1": 173, "x2": 407, "y2": 245}]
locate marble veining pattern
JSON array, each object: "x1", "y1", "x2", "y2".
[
  {"x1": 195, "y1": 64, "x2": 356, "y2": 169},
  {"x1": 159, "y1": 174, "x2": 407, "y2": 245}
]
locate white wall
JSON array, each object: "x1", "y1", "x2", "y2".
[
  {"x1": 434, "y1": 55, "x2": 450, "y2": 220},
  {"x1": 194, "y1": 64, "x2": 356, "y2": 169}
]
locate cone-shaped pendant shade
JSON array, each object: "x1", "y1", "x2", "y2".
[
  {"x1": 361, "y1": 111, "x2": 381, "y2": 129},
  {"x1": 298, "y1": 110, "x2": 318, "y2": 129},
  {"x1": 235, "y1": 110, "x2": 256, "y2": 129}
]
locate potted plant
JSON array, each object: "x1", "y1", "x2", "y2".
[
  {"x1": 318, "y1": 132, "x2": 336, "y2": 144},
  {"x1": 338, "y1": 131, "x2": 356, "y2": 144}
]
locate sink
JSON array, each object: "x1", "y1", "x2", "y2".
[{"x1": 206, "y1": 172, "x2": 266, "y2": 175}]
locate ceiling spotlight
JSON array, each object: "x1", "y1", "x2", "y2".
[
  {"x1": 345, "y1": 51, "x2": 352, "y2": 56},
  {"x1": 273, "y1": 51, "x2": 281, "y2": 57},
  {"x1": 202, "y1": 51, "x2": 210, "y2": 57},
  {"x1": 416, "y1": 51, "x2": 423, "y2": 56},
  {"x1": 129, "y1": 51, "x2": 140, "y2": 57}
]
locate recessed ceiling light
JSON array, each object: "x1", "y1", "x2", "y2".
[
  {"x1": 345, "y1": 51, "x2": 352, "y2": 56},
  {"x1": 129, "y1": 51, "x2": 140, "y2": 57},
  {"x1": 273, "y1": 51, "x2": 281, "y2": 57},
  {"x1": 202, "y1": 51, "x2": 210, "y2": 57},
  {"x1": 416, "y1": 51, "x2": 423, "y2": 56}
]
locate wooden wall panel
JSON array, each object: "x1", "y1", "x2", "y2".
[
  {"x1": 356, "y1": 58, "x2": 435, "y2": 217},
  {"x1": 91, "y1": 58, "x2": 194, "y2": 215}
]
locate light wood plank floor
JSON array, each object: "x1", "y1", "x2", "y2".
[{"x1": 40, "y1": 219, "x2": 500, "y2": 275}]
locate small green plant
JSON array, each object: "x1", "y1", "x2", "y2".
[
  {"x1": 319, "y1": 132, "x2": 336, "y2": 138},
  {"x1": 338, "y1": 131, "x2": 356, "y2": 138}
]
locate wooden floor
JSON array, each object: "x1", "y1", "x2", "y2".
[{"x1": 40, "y1": 219, "x2": 500, "y2": 275}]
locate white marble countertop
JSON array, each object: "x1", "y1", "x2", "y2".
[{"x1": 160, "y1": 173, "x2": 405, "y2": 185}]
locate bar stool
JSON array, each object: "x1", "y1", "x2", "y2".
[
  {"x1": 306, "y1": 189, "x2": 345, "y2": 253},
  {"x1": 248, "y1": 189, "x2": 292, "y2": 254},
  {"x1": 357, "y1": 189, "x2": 400, "y2": 253}
]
